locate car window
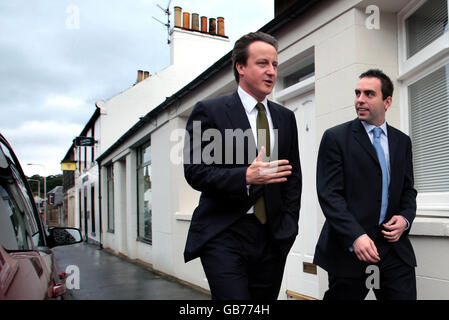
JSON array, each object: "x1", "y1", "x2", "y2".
[
  {"x1": 0, "y1": 185, "x2": 37, "y2": 250},
  {"x1": 0, "y1": 140, "x2": 43, "y2": 251}
]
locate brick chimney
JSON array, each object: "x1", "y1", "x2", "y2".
[
  {"x1": 135, "y1": 70, "x2": 150, "y2": 85},
  {"x1": 173, "y1": 6, "x2": 228, "y2": 38},
  {"x1": 169, "y1": 6, "x2": 230, "y2": 70}
]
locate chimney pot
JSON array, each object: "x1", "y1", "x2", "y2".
[
  {"x1": 137, "y1": 70, "x2": 143, "y2": 83},
  {"x1": 209, "y1": 18, "x2": 216, "y2": 35},
  {"x1": 144, "y1": 71, "x2": 150, "y2": 79},
  {"x1": 174, "y1": 6, "x2": 182, "y2": 28},
  {"x1": 192, "y1": 13, "x2": 199, "y2": 31},
  {"x1": 183, "y1": 12, "x2": 190, "y2": 29},
  {"x1": 217, "y1": 17, "x2": 225, "y2": 36},
  {"x1": 201, "y1": 16, "x2": 208, "y2": 33}
]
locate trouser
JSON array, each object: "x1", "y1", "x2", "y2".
[
  {"x1": 200, "y1": 214, "x2": 286, "y2": 300},
  {"x1": 324, "y1": 246, "x2": 417, "y2": 300}
]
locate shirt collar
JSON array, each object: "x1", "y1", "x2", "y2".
[
  {"x1": 238, "y1": 86, "x2": 268, "y2": 114},
  {"x1": 361, "y1": 120, "x2": 388, "y2": 137}
]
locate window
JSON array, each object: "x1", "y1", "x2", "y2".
[
  {"x1": 0, "y1": 185, "x2": 38, "y2": 251},
  {"x1": 283, "y1": 62, "x2": 314, "y2": 88},
  {"x1": 399, "y1": 0, "x2": 449, "y2": 217},
  {"x1": 279, "y1": 53, "x2": 314, "y2": 90},
  {"x1": 91, "y1": 185, "x2": 95, "y2": 234},
  {"x1": 275, "y1": 49, "x2": 315, "y2": 102},
  {"x1": 409, "y1": 64, "x2": 449, "y2": 192},
  {"x1": 405, "y1": 0, "x2": 448, "y2": 58},
  {"x1": 0, "y1": 140, "x2": 42, "y2": 251},
  {"x1": 78, "y1": 190, "x2": 82, "y2": 232},
  {"x1": 91, "y1": 129, "x2": 95, "y2": 165},
  {"x1": 137, "y1": 142, "x2": 152, "y2": 243},
  {"x1": 106, "y1": 165, "x2": 114, "y2": 232}
]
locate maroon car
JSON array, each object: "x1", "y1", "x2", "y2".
[{"x1": 0, "y1": 133, "x2": 82, "y2": 299}]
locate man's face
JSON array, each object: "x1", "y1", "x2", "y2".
[
  {"x1": 354, "y1": 77, "x2": 391, "y2": 126},
  {"x1": 236, "y1": 41, "x2": 278, "y2": 102}
]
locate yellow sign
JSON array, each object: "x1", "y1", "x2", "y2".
[{"x1": 61, "y1": 162, "x2": 77, "y2": 171}]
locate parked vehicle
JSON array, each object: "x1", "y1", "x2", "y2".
[{"x1": 0, "y1": 133, "x2": 82, "y2": 299}]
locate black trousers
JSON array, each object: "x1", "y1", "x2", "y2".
[
  {"x1": 323, "y1": 233, "x2": 417, "y2": 300},
  {"x1": 200, "y1": 214, "x2": 286, "y2": 300}
]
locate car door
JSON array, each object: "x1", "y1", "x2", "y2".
[{"x1": 0, "y1": 135, "x2": 53, "y2": 299}]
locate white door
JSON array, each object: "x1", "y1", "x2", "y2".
[{"x1": 282, "y1": 91, "x2": 319, "y2": 299}]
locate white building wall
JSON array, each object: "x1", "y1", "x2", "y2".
[
  {"x1": 151, "y1": 119, "x2": 175, "y2": 275},
  {"x1": 99, "y1": 28, "x2": 230, "y2": 154},
  {"x1": 73, "y1": 115, "x2": 101, "y2": 245},
  {"x1": 125, "y1": 151, "x2": 138, "y2": 260}
]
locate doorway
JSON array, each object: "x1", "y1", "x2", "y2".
[{"x1": 282, "y1": 90, "x2": 319, "y2": 299}]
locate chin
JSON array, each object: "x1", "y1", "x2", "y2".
[{"x1": 357, "y1": 113, "x2": 368, "y2": 122}]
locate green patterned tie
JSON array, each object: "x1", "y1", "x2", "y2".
[{"x1": 254, "y1": 103, "x2": 270, "y2": 224}]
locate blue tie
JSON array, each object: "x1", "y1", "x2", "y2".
[{"x1": 373, "y1": 127, "x2": 388, "y2": 224}]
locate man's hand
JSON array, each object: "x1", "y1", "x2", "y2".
[
  {"x1": 353, "y1": 234, "x2": 380, "y2": 263},
  {"x1": 382, "y1": 215, "x2": 407, "y2": 242},
  {"x1": 246, "y1": 147, "x2": 292, "y2": 185}
]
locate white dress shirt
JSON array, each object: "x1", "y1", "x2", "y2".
[
  {"x1": 238, "y1": 86, "x2": 275, "y2": 214},
  {"x1": 361, "y1": 120, "x2": 391, "y2": 180},
  {"x1": 237, "y1": 86, "x2": 275, "y2": 154}
]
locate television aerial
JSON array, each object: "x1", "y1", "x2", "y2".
[{"x1": 152, "y1": 0, "x2": 172, "y2": 44}]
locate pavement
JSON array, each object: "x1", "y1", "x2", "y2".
[{"x1": 53, "y1": 242, "x2": 210, "y2": 300}]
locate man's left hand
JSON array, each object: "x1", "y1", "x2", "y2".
[{"x1": 382, "y1": 215, "x2": 407, "y2": 242}]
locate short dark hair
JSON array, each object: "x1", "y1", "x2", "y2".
[
  {"x1": 231, "y1": 32, "x2": 278, "y2": 83},
  {"x1": 359, "y1": 69, "x2": 394, "y2": 100}
]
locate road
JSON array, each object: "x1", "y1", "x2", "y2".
[{"x1": 53, "y1": 242, "x2": 210, "y2": 300}]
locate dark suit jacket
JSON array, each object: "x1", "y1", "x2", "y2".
[
  {"x1": 183, "y1": 91, "x2": 302, "y2": 262},
  {"x1": 313, "y1": 118, "x2": 417, "y2": 277}
]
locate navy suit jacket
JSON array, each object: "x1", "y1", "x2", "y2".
[
  {"x1": 313, "y1": 118, "x2": 417, "y2": 277},
  {"x1": 183, "y1": 91, "x2": 302, "y2": 262}
]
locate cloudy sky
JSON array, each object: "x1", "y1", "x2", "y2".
[{"x1": 0, "y1": 0, "x2": 274, "y2": 177}]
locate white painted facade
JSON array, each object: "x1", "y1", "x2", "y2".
[
  {"x1": 98, "y1": 27, "x2": 230, "y2": 154},
  {"x1": 73, "y1": 116, "x2": 101, "y2": 246},
  {"x1": 96, "y1": 0, "x2": 449, "y2": 300}
]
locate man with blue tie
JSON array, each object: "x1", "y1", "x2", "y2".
[{"x1": 314, "y1": 69, "x2": 417, "y2": 300}]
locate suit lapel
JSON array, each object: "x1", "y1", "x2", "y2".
[
  {"x1": 267, "y1": 101, "x2": 281, "y2": 161},
  {"x1": 386, "y1": 123, "x2": 398, "y2": 169},
  {"x1": 224, "y1": 92, "x2": 257, "y2": 162},
  {"x1": 225, "y1": 92, "x2": 252, "y2": 131},
  {"x1": 352, "y1": 118, "x2": 379, "y2": 165}
]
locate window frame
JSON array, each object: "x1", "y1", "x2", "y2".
[{"x1": 398, "y1": 0, "x2": 449, "y2": 217}]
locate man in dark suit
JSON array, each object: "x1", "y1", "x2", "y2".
[
  {"x1": 314, "y1": 69, "x2": 417, "y2": 300},
  {"x1": 183, "y1": 32, "x2": 302, "y2": 300}
]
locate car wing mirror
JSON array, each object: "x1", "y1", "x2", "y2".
[{"x1": 48, "y1": 227, "x2": 82, "y2": 248}]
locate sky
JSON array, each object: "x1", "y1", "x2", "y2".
[{"x1": 0, "y1": 0, "x2": 274, "y2": 177}]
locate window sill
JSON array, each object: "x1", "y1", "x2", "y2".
[
  {"x1": 410, "y1": 216, "x2": 449, "y2": 237},
  {"x1": 275, "y1": 76, "x2": 315, "y2": 102},
  {"x1": 175, "y1": 212, "x2": 192, "y2": 221},
  {"x1": 137, "y1": 237, "x2": 152, "y2": 245}
]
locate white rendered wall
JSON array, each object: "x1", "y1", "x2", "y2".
[{"x1": 99, "y1": 28, "x2": 229, "y2": 154}]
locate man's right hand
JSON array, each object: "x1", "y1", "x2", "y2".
[
  {"x1": 353, "y1": 234, "x2": 380, "y2": 263},
  {"x1": 246, "y1": 146, "x2": 292, "y2": 185}
]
